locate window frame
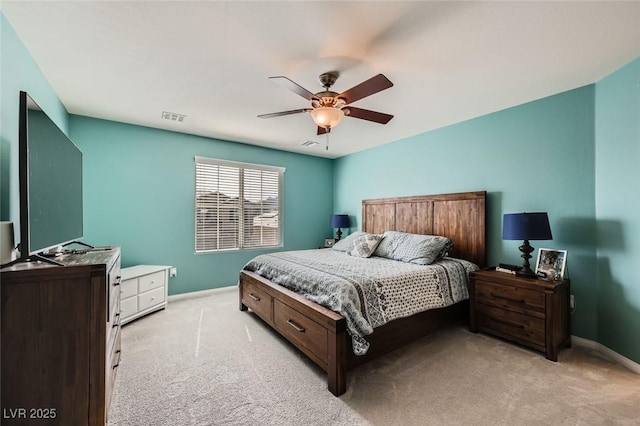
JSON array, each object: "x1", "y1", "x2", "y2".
[{"x1": 194, "y1": 156, "x2": 285, "y2": 253}]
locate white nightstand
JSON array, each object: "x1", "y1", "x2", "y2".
[{"x1": 120, "y1": 265, "x2": 171, "y2": 325}]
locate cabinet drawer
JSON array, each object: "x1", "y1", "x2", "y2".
[
  {"x1": 109, "y1": 259, "x2": 121, "y2": 288},
  {"x1": 121, "y1": 278, "x2": 138, "y2": 299},
  {"x1": 476, "y1": 304, "x2": 545, "y2": 347},
  {"x1": 138, "y1": 286, "x2": 165, "y2": 311},
  {"x1": 108, "y1": 280, "x2": 121, "y2": 346},
  {"x1": 138, "y1": 271, "x2": 165, "y2": 293},
  {"x1": 242, "y1": 281, "x2": 273, "y2": 322},
  {"x1": 108, "y1": 326, "x2": 122, "y2": 371},
  {"x1": 107, "y1": 262, "x2": 122, "y2": 321},
  {"x1": 475, "y1": 280, "x2": 544, "y2": 317},
  {"x1": 274, "y1": 299, "x2": 328, "y2": 364},
  {"x1": 107, "y1": 328, "x2": 121, "y2": 412},
  {"x1": 121, "y1": 296, "x2": 138, "y2": 319}
]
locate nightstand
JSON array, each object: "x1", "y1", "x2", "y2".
[{"x1": 469, "y1": 269, "x2": 570, "y2": 361}]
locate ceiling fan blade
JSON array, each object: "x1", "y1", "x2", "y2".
[
  {"x1": 269, "y1": 76, "x2": 317, "y2": 101},
  {"x1": 317, "y1": 126, "x2": 329, "y2": 135},
  {"x1": 258, "y1": 108, "x2": 310, "y2": 119},
  {"x1": 344, "y1": 107, "x2": 393, "y2": 124},
  {"x1": 338, "y1": 74, "x2": 393, "y2": 105}
]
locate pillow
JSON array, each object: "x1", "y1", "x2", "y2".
[
  {"x1": 331, "y1": 231, "x2": 366, "y2": 252},
  {"x1": 347, "y1": 233, "x2": 383, "y2": 258},
  {"x1": 373, "y1": 231, "x2": 453, "y2": 265}
]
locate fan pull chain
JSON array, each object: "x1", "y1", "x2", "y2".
[{"x1": 325, "y1": 131, "x2": 329, "y2": 151}]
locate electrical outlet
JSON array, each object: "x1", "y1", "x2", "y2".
[
  {"x1": 570, "y1": 294, "x2": 575, "y2": 310},
  {"x1": 169, "y1": 267, "x2": 177, "y2": 277}
]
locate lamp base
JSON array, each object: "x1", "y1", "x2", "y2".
[
  {"x1": 336, "y1": 228, "x2": 343, "y2": 241},
  {"x1": 516, "y1": 267, "x2": 537, "y2": 278},
  {"x1": 517, "y1": 239, "x2": 536, "y2": 278}
]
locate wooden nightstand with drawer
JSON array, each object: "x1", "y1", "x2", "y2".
[{"x1": 469, "y1": 269, "x2": 570, "y2": 361}]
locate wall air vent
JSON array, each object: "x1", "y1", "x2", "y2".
[
  {"x1": 161, "y1": 111, "x2": 187, "y2": 122},
  {"x1": 301, "y1": 140, "x2": 319, "y2": 147}
]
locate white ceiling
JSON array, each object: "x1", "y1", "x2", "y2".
[{"x1": 2, "y1": 1, "x2": 640, "y2": 159}]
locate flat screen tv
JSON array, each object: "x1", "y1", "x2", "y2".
[{"x1": 12, "y1": 91, "x2": 83, "y2": 265}]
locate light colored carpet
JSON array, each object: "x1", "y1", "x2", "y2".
[{"x1": 108, "y1": 288, "x2": 640, "y2": 426}]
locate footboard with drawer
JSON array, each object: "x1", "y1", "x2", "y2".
[{"x1": 240, "y1": 270, "x2": 348, "y2": 395}]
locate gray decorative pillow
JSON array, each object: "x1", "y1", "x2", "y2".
[
  {"x1": 373, "y1": 231, "x2": 453, "y2": 265},
  {"x1": 331, "y1": 231, "x2": 365, "y2": 252},
  {"x1": 347, "y1": 233, "x2": 383, "y2": 258}
]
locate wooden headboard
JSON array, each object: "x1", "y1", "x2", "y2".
[{"x1": 362, "y1": 191, "x2": 486, "y2": 267}]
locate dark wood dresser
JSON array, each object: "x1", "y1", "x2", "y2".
[
  {"x1": 1, "y1": 248, "x2": 121, "y2": 425},
  {"x1": 469, "y1": 269, "x2": 570, "y2": 361}
]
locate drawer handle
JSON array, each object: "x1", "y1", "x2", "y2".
[
  {"x1": 112, "y1": 350, "x2": 121, "y2": 369},
  {"x1": 248, "y1": 293, "x2": 261, "y2": 302},
  {"x1": 490, "y1": 293, "x2": 526, "y2": 304},
  {"x1": 491, "y1": 317, "x2": 526, "y2": 329},
  {"x1": 286, "y1": 319, "x2": 305, "y2": 333},
  {"x1": 112, "y1": 313, "x2": 121, "y2": 328}
]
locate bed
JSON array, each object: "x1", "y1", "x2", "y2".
[{"x1": 239, "y1": 191, "x2": 486, "y2": 396}]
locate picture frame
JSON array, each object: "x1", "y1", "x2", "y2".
[
  {"x1": 324, "y1": 238, "x2": 336, "y2": 248},
  {"x1": 535, "y1": 248, "x2": 567, "y2": 281}
]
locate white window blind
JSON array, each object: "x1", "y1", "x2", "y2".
[{"x1": 195, "y1": 157, "x2": 284, "y2": 252}]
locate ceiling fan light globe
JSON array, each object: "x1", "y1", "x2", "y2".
[{"x1": 310, "y1": 107, "x2": 344, "y2": 129}]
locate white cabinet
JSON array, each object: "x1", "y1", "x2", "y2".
[{"x1": 120, "y1": 265, "x2": 171, "y2": 325}]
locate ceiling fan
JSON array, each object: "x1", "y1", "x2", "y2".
[{"x1": 258, "y1": 72, "x2": 394, "y2": 135}]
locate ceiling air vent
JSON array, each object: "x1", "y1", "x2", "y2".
[
  {"x1": 161, "y1": 111, "x2": 187, "y2": 123},
  {"x1": 301, "y1": 140, "x2": 319, "y2": 147}
]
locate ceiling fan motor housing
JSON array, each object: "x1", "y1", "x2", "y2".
[{"x1": 311, "y1": 91, "x2": 346, "y2": 109}]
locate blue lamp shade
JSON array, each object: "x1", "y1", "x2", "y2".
[
  {"x1": 330, "y1": 214, "x2": 350, "y2": 241},
  {"x1": 503, "y1": 212, "x2": 552, "y2": 277},
  {"x1": 502, "y1": 212, "x2": 552, "y2": 241},
  {"x1": 330, "y1": 214, "x2": 350, "y2": 229}
]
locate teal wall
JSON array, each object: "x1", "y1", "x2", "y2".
[
  {"x1": 595, "y1": 58, "x2": 640, "y2": 363},
  {"x1": 0, "y1": 14, "x2": 69, "y2": 223},
  {"x1": 334, "y1": 60, "x2": 640, "y2": 363},
  {"x1": 334, "y1": 87, "x2": 599, "y2": 341},
  {"x1": 69, "y1": 116, "x2": 333, "y2": 294}
]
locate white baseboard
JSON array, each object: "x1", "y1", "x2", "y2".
[
  {"x1": 168, "y1": 285, "x2": 237, "y2": 302},
  {"x1": 572, "y1": 335, "x2": 640, "y2": 375}
]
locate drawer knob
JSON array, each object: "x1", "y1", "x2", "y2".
[
  {"x1": 286, "y1": 319, "x2": 305, "y2": 333},
  {"x1": 248, "y1": 293, "x2": 261, "y2": 302}
]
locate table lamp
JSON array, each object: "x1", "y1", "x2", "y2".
[
  {"x1": 330, "y1": 214, "x2": 350, "y2": 241},
  {"x1": 502, "y1": 212, "x2": 552, "y2": 277}
]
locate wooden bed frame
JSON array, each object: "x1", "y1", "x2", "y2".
[{"x1": 239, "y1": 191, "x2": 486, "y2": 396}]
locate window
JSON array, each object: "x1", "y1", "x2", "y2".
[{"x1": 195, "y1": 157, "x2": 284, "y2": 252}]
